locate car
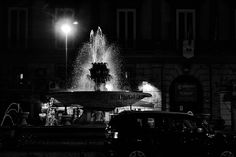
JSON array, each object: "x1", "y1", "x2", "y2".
[{"x1": 105, "y1": 110, "x2": 235, "y2": 157}]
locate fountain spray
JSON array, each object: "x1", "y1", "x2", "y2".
[{"x1": 71, "y1": 27, "x2": 121, "y2": 91}]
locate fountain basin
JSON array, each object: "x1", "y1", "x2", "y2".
[{"x1": 46, "y1": 91, "x2": 151, "y2": 110}]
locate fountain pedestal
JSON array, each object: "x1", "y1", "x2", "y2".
[{"x1": 47, "y1": 91, "x2": 151, "y2": 111}]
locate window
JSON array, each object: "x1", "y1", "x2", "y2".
[
  {"x1": 176, "y1": 9, "x2": 195, "y2": 58},
  {"x1": 117, "y1": 9, "x2": 136, "y2": 48},
  {"x1": 8, "y1": 8, "x2": 28, "y2": 49},
  {"x1": 54, "y1": 8, "x2": 75, "y2": 49},
  {"x1": 176, "y1": 9, "x2": 195, "y2": 41}
]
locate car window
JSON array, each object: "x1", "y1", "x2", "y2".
[
  {"x1": 155, "y1": 117, "x2": 170, "y2": 131},
  {"x1": 147, "y1": 118, "x2": 155, "y2": 128},
  {"x1": 156, "y1": 116, "x2": 198, "y2": 132},
  {"x1": 136, "y1": 118, "x2": 143, "y2": 128},
  {"x1": 109, "y1": 113, "x2": 200, "y2": 133},
  {"x1": 171, "y1": 119, "x2": 184, "y2": 131},
  {"x1": 197, "y1": 118, "x2": 214, "y2": 133},
  {"x1": 135, "y1": 117, "x2": 155, "y2": 129}
]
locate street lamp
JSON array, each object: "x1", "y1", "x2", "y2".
[
  {"x1": 60, "y1": 23, "x2": 72, "y2": 82},
  {"x1": 57, "y1": 19, "x2": 78, "y2": 84}
]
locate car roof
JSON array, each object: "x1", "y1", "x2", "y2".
[
  {"x1": 115, "y1": 110, "x2": 195, "y2": 118},
  {"x1": 108, "y1": 110, "x2": 197, "y2": 128}
]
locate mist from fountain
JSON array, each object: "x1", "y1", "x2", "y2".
[{"x1": 71, "y1": 27, "x2": 121, "y2": 91}]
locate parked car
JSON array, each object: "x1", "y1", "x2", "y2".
[{"x1": 105, "y1": 110, "x2": 235, "y2": 157}]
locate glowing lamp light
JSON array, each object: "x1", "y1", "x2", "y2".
[
  {"x1": 138, "y1": 81, "x2": 162, "y2": 110},
  {"x1": 55, "y1": 18, "x2": 78, "y2": 82},
  {"x1": 61, "y1": 24, "x2": 72, "y2": 35},
  {"x1": 20, "y1": 73, "x2": 24, "y2": 80},
  {"x1": 55, "y1": 18, "x2": 78, "y2": 38}
]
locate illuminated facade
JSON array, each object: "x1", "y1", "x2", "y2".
[{"x1": 0, "y1": 0, "x2": 236, "y2": 130}]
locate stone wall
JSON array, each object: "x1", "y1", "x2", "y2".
[{"x1": 133, "y1": 62, "x2": 236, "y2": 130}]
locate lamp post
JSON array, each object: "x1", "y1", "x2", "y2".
[
  {"x1": 56, "y1": 18, "x2": 78, "y2": 85},
  {"x1": 60, "y1": 24, "x2": 71, "y2": 82}
]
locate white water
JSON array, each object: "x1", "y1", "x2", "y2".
[{"x1": 71, "y1": 27, "x2": 121, "y2": 91}]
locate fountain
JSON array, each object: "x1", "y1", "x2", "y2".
[
  {"x1": 0, "y1": 27, "x2": 151, "y2": 156},
  {"x1": 47, "y1": 27, "x2": 151, "y2": 112}
]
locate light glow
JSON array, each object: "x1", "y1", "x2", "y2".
[
  {"x1": 138, "y1": 81, "x2": 162, "y2": 110},
  {"x1": 61, "y1": 24, "x2": 72, "y2": 35},
  {"x1": 73, "y1": 21, "x2": 78, "y2": 25},
  {"x1": 55, "y1": 18, "x2": 78, "y2": 38},
  {"x1": 113, "y1": 132, "x2": 119, "y2": 139},
  {"x1": 20, "y1": 73, "x2": 23, "y2": 80}
]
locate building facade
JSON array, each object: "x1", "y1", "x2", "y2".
[{"x1": 1, "y1": 0, "x2": 236, "y2": 130}]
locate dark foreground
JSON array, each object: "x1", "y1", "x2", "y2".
[
  {"x1": 1, "y1": 125, "x2": 235, "y2": 157},
  {"x1": 0, "y1": 125, "x2": 108, "y2": 157}
]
